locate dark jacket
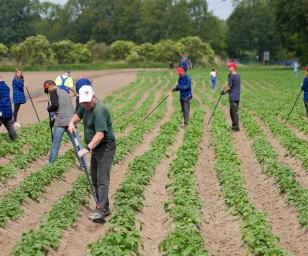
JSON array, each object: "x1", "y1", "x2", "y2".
[
  {"x1": 228, "y1": 73, "x2": 240, "y2": 102},
  {"x1": 12, "y1": 77, "x2": 26, "y2": 104},
  {"x1": 0, "y1": 81, "x2": 13, "y2": 118},
  {"x1": 173, "y1": 75, "x2": 192, "y2": 102},
  {"x1": 301, "y1": 77, "x2": 308, "y2": 102}
]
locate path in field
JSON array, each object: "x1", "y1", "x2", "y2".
[
  {"x1": 0, "y1": 166, "x2": 81, "y2": 255},
  {"x1": 0, "y1": 141, "x2": 75, "y2": 197},
  {"x1": 277, "y1": 116, "x2": 308, "y2": 142},
  {"x1": 220, "y1": 104, "x2": 308, "y2": 256},
  {"x1": 245, "y1": 108, "x2": 308, "y2": 189},
  {"x1": 0, "y1": 70, "x2": 137, "y2": 131},
  {"x1": 194, "y1": 101, "x2": 246, "y2": 256},
  {"x1": 136, "y1": 108, "x2": 185, "y2": 256},
  {"x1": 50, "y1": 90, "x2": 174, "y2": 256}
]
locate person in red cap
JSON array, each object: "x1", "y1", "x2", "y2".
[
  {"x1": 221, "y1": 62, "x2": 241, "y2": 131},
  {"x1": 170, "y1": 66, "x2": 192, "y2": 127},
  {"x1": 301, "y1": 65, "x2": 308, "y2": 116}
]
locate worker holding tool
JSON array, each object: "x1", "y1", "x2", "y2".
[
  {"x1": 68, "y1": 86, "x2": 116, "y2": 222},
  {"x1": 43, "y1": 80, "x2": 86, "y2": 169},
  {"x1": 0, "y1": 75, "x2": 17, "y2": 141},
  {"x1": 301, "y1": 66, "x2": 308, "y2": 116},
  {"x1": 221, "y1": 62, "x2": 241, "y2": 131},
  {"x1": 171, "y1": 66, "x2": 192, "y2": 127}
]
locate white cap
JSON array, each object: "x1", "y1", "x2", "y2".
[{"x1": 79, "y1": 86, "x2": 94, "y2": 103}]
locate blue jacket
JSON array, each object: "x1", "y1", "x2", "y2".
[
  {"x1": 301, "y1": 77, "x2": 308, "y2": 102},
  {"x1": 0, "y1": 81, "x2": 13, "y2": 118},
  {"x1": 174, "y1": 75, "x2": 192, "y2": 102},
  {"x1": 12, "y1": 77, "x2": 26, "y2": 104}
]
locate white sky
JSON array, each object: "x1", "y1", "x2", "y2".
[{"x1": 41, "y1": 0, "x2": 234, "y2": 20}]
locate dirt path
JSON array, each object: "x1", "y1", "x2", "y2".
[
  {"x1": 137, "y1": 113, "x2": 185, "y2": 256},
  {"x1": 194, "y1": 104, "x2": 246, "y2": 256},
  {"x1": 245, "y1": 108, "x2": 308, "y2": 189},
  {"x1": 0, "y1": 70, "x2": 137, "y2": 132},
  {"x1": 276, "y1": 116, "x2": 308, "y2": 142},
  {"x1": 49, "y1": 88, "x2": 174, "y2": 256},
  {"x1": 220, "y1": 105, "x2": 308, "y2": 256},
  {"x1": 0, "y1": 141, "x2": 75, "y2": 197},
  {"x1": 0, "y1": 167, "x2": 81, "y2": 255}
]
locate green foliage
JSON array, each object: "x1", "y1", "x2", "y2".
[
  {"x1": 111, "y1": 40, "x2": 135, "y2": 60},
  {"x1": 10, "y1": 35, "x2": 55, "y2": 65},
  {"x1": 0, "y1": 43, "x2": 8, "y2": 60},
  {"x1": 154, "y1": 39, "x2": 181, "y2": 62}
]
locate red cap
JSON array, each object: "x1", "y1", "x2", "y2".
[
  {"x1": 177, "y1": 66, "x2": 185, "y2": 75},
  {"x1": 228, "y1": 62, "x2": 237, "y2": 69},
  {"x1": 305, "y1": 65, "x2": 308, "y2": 72}
]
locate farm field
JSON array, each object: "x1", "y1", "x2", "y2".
[{"x1": 0, "y1": 67, "x2": 308, "y2": 256}]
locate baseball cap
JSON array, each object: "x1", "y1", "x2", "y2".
[
  {"x1": 177, "y1": 66, "x2": 185, "y2": 75},
  {"x1": 228, "y1": 62, "x2": 237, "y2": 69},
  {"x1": 79, "y1": 85, "x2": 94, "y2": 103}
]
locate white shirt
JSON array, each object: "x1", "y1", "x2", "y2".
[{"x1": 210, "y1": 71, "x2": 217, "y2": 78}]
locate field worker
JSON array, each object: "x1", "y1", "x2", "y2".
[
  {"x1": 294, "y1": 61, "x2": 300, "y2": 78},
  {"x1": 210, "y1": 68, "x2": 217, "y2": 90},
  {"x1": 180, "y1": 54, "x2": 192, "y2": 72},
  {"x1": 43, "y1": 80, "x2": 86, "y2": 169},
  {"x1": 301, "y1": 65, "x2": 308, "y2": 116},
  {"x1": 68, "y1": 86, "x2": 116, "y2": 222},
  {"x1": 12, "y1": 69, "x2": 26, "y2": 127},
  {"x1": 55, "y1": 71, "x2": 77, "y2": 95},
  {"x1": 75, "y1": 76, "x2": 92, "y2": 111},
  {"x1": 221, "y1": 62, "x2": 241, "y2": 131},
  {"x1": 171, "y1": 66, "x2": 192, "y2": 127},
  {"x1": 0, "y1": 75, "x2": 17, "y2": 141}
]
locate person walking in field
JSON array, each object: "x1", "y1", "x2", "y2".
[
  {"x1": 301, "y1": 65, "x2": 308, "y2": 116},
  {"x1": 0, "y1": 75, "x2": 17, "y2": 141},
  {"x1": 75, "y1": 76, "x2": 92, "y2": 111},
  {"x1": 12, "y1": 69, "x2": 26, "y2": 127},
  {"x1": 55, "y1": 71, "x2": 77, "y2": 95},
  {"x1": 293, "y1": 61, "x2": 300, "y2": 78},
  {"x1": 43, "y1": 80, "x2": 86, "y2": 169},
  {"x1": 221, "y1": 62, "x2": 241, "y2": 131},
  {"x1": 171, "y1": 66, "x2": 192, "y2": 127},
  {"x1": 68, "y1": 86, "x2": 116, "y2": 222},
  {"x1": 210, "y1": 68, "x2": 217, "y2": 90}
]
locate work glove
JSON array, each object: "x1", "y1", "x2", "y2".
[{"x1": 220, "y1": 90, "x2": 225, "y2": 95}]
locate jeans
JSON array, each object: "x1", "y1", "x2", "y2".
[
  {"x1": 49, "y1": 126, "x2": 86, "y2": 168},
  {"x1": 181, "y1": 99, "x2": 191, "y2": 125},
  {"x1": 0, "y1": 117, "x2": 17, "y2": 140},
  {"x1": 230, "y1": 100, "x2": 240, "y2": 129},
  {"x1": 13, "y1": 104, "x2": 21, "y2": 122},
  {"x1": 211, "y1": 78, "x2": 216, "y2": 90},
  {"x1": 91, "y1": 141, "x2": 116, "y2": 212}
]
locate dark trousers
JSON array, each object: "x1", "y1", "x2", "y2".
[
  {"x1": 230, "y1": 100, "x2": 240, "y2": 129},
  {"x1": 13, "y1": 104, "x2": 21, "y2": 122},
  {"x1": 90, "y1": 141, "x2": 116, "y2": 212},
  {"x1": 305, "y1": 102, "x2": 308, "y2": 116},
  {"x1": 0, "y1": 117, "x2": 17, "y2": 140},
  {"x1": 181, "y1": 99, "x2": 191, "y2": 125}
]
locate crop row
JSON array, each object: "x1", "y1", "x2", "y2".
[
  {"x1": 202, "y1": 93, "x2": 286, "y2": 255},
  {"x1": 160, "y1": 97, "x2": 208, "y2": 256}
]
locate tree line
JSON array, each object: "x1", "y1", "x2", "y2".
[{"x1": 0, "y1": 0, "x2": 307, "y2": 64}]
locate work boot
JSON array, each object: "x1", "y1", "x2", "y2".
[{"x1": 89, "y1": 208, "x2": 104, "y2": 223}]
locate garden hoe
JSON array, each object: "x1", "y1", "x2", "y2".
[{"x1": 72, "y1": 132, "x2": 104, "y2": 223}]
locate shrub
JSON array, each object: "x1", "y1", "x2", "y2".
[{"x1": 111, "y1": 40, "x2": 135, "y2": 60}]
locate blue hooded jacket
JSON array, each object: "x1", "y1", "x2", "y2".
[
  {"x1": 175, "y1": 75, "x2": 192, "y2": 102},
  {"x1": 301, "y1": 77, "x2": 308, "y2": 102},
  {"x1": 0, "y1": 81, "x2": 13, "y2": 118},
  {"x1": 12, "y1": 77, "x2": 26, "y2": 104}
]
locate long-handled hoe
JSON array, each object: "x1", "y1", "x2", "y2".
[{"x1": 73, "y1": 133, "x2": 104, "y2": 223}]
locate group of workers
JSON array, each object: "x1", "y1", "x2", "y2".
[{"x1": 1, "y1": 59, "x2": 308, "y2": 223}]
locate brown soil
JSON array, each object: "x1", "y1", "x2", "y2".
[
  {"x1": 137, "y1": 107, "x2": 185, "y2": 256},
  {"x1": 220, "y1": 104, "x2": 308, "y2": 256},
  {"x1": 49, "y1": 84, "x2": 174, "y2": 256},
  {"x1": 195, "y1": 104, "x2": 246, "y2": 256},
  {"x1": 0, "y1": 167, "x2": 81, "y2": 255},
  {"x1": 277, "y1": 116, "x2": 308, "y2": 142},
  {"x1": 246, "y1": 108, "x2": 308, "y2": 189}
]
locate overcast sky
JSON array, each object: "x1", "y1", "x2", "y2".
[{"x1": 41, "y1": 0, "x2": 234, "y2": 20}]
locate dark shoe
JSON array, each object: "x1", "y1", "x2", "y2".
[
  {"x1": 103, "y1": 208, "x2": 111, "y2": 218},
  {"x1": 231, "y1": 127, "x2": 240, "y2": 132},
  {"x1": 89, "y1": 210, "x2": 105, "y2": 223}
]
